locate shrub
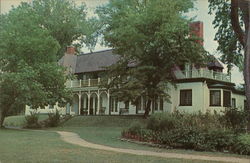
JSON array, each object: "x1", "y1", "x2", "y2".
[
  {"x1": 220, "y1": 108, "x2": 248, "y2": 133},
  {"x1": 127, "y1": 122, "x2": 142, "y2": 135},
  {"x1": 25, "y1": 111, "x2": 41, "y2": 128},
  {"x1": 46, "y1": 109, "x2": 61, "y2": 127},
  {"x1": 232, "y1": 134, "x2": 250, "y2": 155},
  {"x1": 146, "y1": 112, "x2": 182, "y2": 132}
]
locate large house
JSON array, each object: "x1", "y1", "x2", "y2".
[{"x1": 25, "y1": 22, "x2": 246, "y2": 115}]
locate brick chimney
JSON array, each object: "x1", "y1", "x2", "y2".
[
  {"x1": 189, "y1": 21, "x2": 203, "y2": 46},
  {"x1": 66, "y1": 46, "x2": 76, "y2": 55}
]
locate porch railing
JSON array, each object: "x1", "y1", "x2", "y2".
[
  {"x1": 174, "y1": 69, "x2": 231, "y2": 82},
  {"x1": 66, "y1": 78, "x2": 103, "y2": 88},
  {"x1": 66, "y1": 69, "x2": 231, "y2": 88}
]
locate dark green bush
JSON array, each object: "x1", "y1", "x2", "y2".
[
  {"x1": 25, "y1": 111, "x2": 41, "y2": 128},
  {"x1": 127, "y1": 122, "x2": 142, "y2": 135},
  {"x1": 123, "y1": 112, "x2": 250, "y2": 155},
  {"x1": 46, "y1": 109, "x2": 60, "y2": 127},
  {"x1": 232, "y1": 134, "x2": 250, "y2": 155},
  {"x1": 146, "y1": 113, "x2": 182, "y2": 132},
  {"x1": 220, "y1": 108, "x2": 248, "y2": 133}
]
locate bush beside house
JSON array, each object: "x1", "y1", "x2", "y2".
[
  {"x1": 122, "y1": 109, "x2": 250, "y2": 155},
  {"x1": 25, "y1": 110, "x2": 71, "y2": 128}
]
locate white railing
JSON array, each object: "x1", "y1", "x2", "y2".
[
  {"x1": 66, "y1": 78, "x2": 103, "y2": 88},
  {"x1": 174, "y1": 69, "x2": 231, "y2": 82}
]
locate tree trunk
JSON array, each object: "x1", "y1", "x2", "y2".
[
  {"x1": 244, "y1": 21, "x2": 250, "y2": 131},
  {"x1": 144, "y1": 99, "x2": 152, "y2": 118},
  {"x1": 0, "y1": 109, "x2": 5, "y2": 128}
]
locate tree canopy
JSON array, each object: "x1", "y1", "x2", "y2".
[
  {"x1": 97, "y1": 0, "x2": 206, "y2": 117},
  {"x1": 0, "y1": 0, "x2": 98, "y2": 127},
  {"x1": 209, "y1": 0, "x2": 250, "y2": 129}
]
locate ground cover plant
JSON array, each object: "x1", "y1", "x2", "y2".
[{"x1": 122, "y1": 109, "x2": 250, "y2": 155}]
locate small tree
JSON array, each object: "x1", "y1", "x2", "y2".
[{"x1": 97, "y1": 0, "x2": 206, "y2": 117}]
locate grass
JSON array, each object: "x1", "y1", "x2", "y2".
[
  {"x1": 2, "y1": 115, "x2": 249, "y2": 162},
  {"x1": 3, "y1": 115, "x2": 48, "y2": 127},
  {"x1": 56, "y1": 116, "x2": 250, "y2": 159},
  {"x1": 0, "y1": 128, "x2": 219, "y2": 163}
]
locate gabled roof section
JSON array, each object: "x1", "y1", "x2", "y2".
[
  {"x1": 75, "y1": 49, "x2": 120, "y2": 73},
  {"x1": 207, "y1": 55, "x2": 224, "y2": 69}
]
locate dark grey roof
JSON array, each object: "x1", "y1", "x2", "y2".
[
  {"x1": 207, "y1": 56, "x2": 224, "y2": 69},
  {"x1": 75, "y1": 49, "x2": 119, "y2": 73}
]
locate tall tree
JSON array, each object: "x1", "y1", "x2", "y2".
[
  {"x1": 97, "y1": 0, "x2": 206, "y2": 117},
  {"x1": 208, "y1": 0, "x2": 250, "y2": 129},
  {"x1": 25, "y1": 0, "x2": 98, "y2": 58},
  {"x1": 0, "y1": 1, "x2": 85, "y2": 127}
]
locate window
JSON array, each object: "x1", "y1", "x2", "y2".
[
  {"x1": 153, "y1": 96, "x2": 158, "y2": 111},
  {"x1": 160, "y1": 97, "x2": 164, "y2": 111},
  {"x1": 232, "y1": 98, "x2": 236, "y2": 108},
  {"x1": 223, "y1": 91, "x2": 231, "y2": 107},
  {"x1": 136, "y1": 97, "x2": 141, "y2": 111},
  {"x1": 210, "y1": 90, "x2": 221, "y2": 106},
  {"x1": 244, "y1": 100, "x2": 247, "y2": 111},
  {"x1": 180, "y1": 90, "x2": 192, "y2": 106},
  {"x1": 125, "y1": 101, "x2": 129, "y2": 110}
]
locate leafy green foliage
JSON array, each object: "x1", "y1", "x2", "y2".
[
  {"x1": 46, "y1": 109, "x2": 61, "y2": 127},
  {"x1": 233, "y1": 134, "x2": 250, "y2": 155},
  {"x1": 0, "y1": 0, "x2": 80, "y2": 127},
  {"x1": 25, "y1": 111, "x2": 41, "y2": 128},
  {"x1": 19, "y1": 0, "x2": 98, "y2": 58},
  {"x1": 123, "y1": 112, "x2": 250, "y2": 155},
  {"x1": 220, "y1": 108, "x2": 248, "y2": 132},
  {"x1": 97, "y1": 0, "x2": 206, "y2": 116},
  {"x1": 208, "y1": 0, "x2": 244, "y2": 72}
]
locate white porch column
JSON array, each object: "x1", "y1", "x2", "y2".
[
  {"x1": 78, "y1": 93, "x2": 81, "y2": 115},
  {"x1": 88, "y1": 79, "x2": 91, "y2": 86},
  {"x1": 87, "y1": 92, "x2": 90, "y2": 115},
  {"x1": 97, "y1": 90, "x2": 100, "y2": 115},
  {"x1": 117, "y1": 100, "x2": 120, "y2": 113},
  {"x1": 107, "y1": 90, "x2": 110, "y2": 115}
]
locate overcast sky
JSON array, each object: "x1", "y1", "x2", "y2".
[{"x1": 0, "y1": 0, "x2": 244, "y2": 84}]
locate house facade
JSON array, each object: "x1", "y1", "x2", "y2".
[
  {"x1": 25, "y1": 21, "x2": 246, "y2": 115},
  {"x1": 25, "y1": 48, "x2": 246, "y2": 116}
]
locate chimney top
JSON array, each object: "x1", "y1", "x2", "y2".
[
  {"x1": 66, "y1": 46, "x2": 76, "y2": 55},
  {"x1": 189, "y1": 21, "x2": 204, "y2": 46}
]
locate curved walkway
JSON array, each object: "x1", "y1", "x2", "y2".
[{"x1": 57, "y1": 131, "x2": 250, "y2": 163}]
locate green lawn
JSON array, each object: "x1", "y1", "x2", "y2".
[{"x1": 0, "y1": 128, "x2": 219, "y2": 163}]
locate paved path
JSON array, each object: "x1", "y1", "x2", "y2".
[{"x1": 57, "y1": 131, "x2": 250, "y2": 163}]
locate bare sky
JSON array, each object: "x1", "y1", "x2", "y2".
[{"x1": 0, "y1": 0, "x2": 244, "y2": 84}]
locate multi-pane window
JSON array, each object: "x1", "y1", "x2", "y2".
[
  {"x1": 160, "y1": 97, "x2": 164, "y2": 111},
  {"x1": 110, "y1": 97, "x2": 118, "y2": 112},
  {"x1": 180, "y1": 90, "x2": 192, "y2": 106},
  {"x1": 210, "y1": 90, "x2": 221, "y2": 106},
  {"x1": 136, "y1": 97, "x2": 142, "y2": 111},
  {"x1": 223, "y1": 91, "x2": 231, "y2": 107},
  {"x1": 232, "y1": 98, "x2": 236, "y2": 108},
  {"x1": 125, "y1": 101, "x2": 129, "y2": 110}
]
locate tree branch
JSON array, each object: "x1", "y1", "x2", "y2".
[{"x1": 230, "y1": 0, "x2": 246, "y2": 47}]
